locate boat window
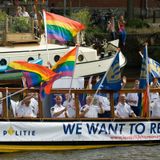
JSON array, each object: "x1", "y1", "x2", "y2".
[
  {"x1": 27, "y1": 57, "x2": 34, "y2": 62},
  {"x1": 0, "y1": 59, "x2": 7, "y2": 65},
  {"x1": 78, "y1": 54, "x2": 84, "y2": 62},
  {"x1": 54, "y1": 55, "x2": 60, "y2": 62}
]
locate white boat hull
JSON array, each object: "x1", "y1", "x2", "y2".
[
  {"x1": 0, "y1": 120, "x2": 159, "y2": 152},
  {"x1": 0, "y1": 43, "x2": 126, "y2": 77}
]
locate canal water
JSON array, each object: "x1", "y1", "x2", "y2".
[{"x1": 0, "y1": 145, "x2": 160, "y2": 160}]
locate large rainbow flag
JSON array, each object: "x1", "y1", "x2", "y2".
[
  {"x1": 40, "y1": 46, "x2": 78, "y2": 98},
  {"x1": 43, "y1": 11, "x2": 85, "y2": 43},
  {"x1": 51, "y1": 46, "x2": 77, "y2": 76}
]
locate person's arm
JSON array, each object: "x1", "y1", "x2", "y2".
[
  {"x1": 21, "y1": 95, "x2": 33, "y2": 105},
  {"x1": 131, "y1": 112, "x2": 137, "y2": 118},
  {"x1": 98, "y1": 102, "x2": 104, "y2": 114},
  {"x1": 53, "y1": 107, "x2": 67, "y2": 118},
  {"x1": 79, "y1": 106, "x2": 89, "y2": 118}
]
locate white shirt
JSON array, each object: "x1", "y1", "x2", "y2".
[
  {"x1": 63, "y1": 99, "x2": 76, "y2": 118},
  {"x1": 115, "y1": 102, "x2": 134, "y2": 118},
  {"x1": 16, "y1": 101, "x2": 36, "y2": 118},
  {"x1": 22, "y1": 11, "x2": 30, "y2": 17},
  {"x1": 30, "y1": 98, "x2": 38, "y2": 117},
  {"x1": 151, "y1": 99, "x2": 160, "y2": 118},
  {"x1": 81, "y1": 104, "x2": 101, "y2": 118},
  {"x1": 127, "y1": 93, "x2": 139, "y2": 106},
  {"x1": 150, "y1": 92, "x2": 159, "y2": 102},
  {"x1": 50, "y1": 104, "x2": 67, "y2": 118},
  {"x1": 95, "y1": 95, "x2": 110, "y2": 111},
  {"x1": 0, "y1": 102, "x2": 2, "y2": 116}
]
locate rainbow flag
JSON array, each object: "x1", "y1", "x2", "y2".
[
  {"x1": 40, "y1": 46, "x2": 78, "y2": 99},
  {"x1": 51, "y1": 46, "x2": 77, "y2": 76},
  {"x1": 139, "y1": 44, "x2": 150, "y2": 117},
  {"x1": 23, "y1": 72, "x2": 42, "y2": 88},
  {"x1": 9, "y1": 61, "x2": 55, "y2": 81},
  {"x1": 43, "y1": 11, "x2": 85, "y2": 43}
]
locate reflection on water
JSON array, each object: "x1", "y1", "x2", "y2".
[{"x1": 0, "y1": 145, "x2": 160, "y2": 160}]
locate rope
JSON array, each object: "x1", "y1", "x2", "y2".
[{"x1": 0, "y1": 88, "x2": 27, "y2": 101}]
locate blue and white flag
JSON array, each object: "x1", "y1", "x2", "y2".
[
  {"x1": 148, "y1": 58, "x2": 160, "y2": 78},
  {"x1": 93, "y1": 52, "x2": 122, "y2": 91}
]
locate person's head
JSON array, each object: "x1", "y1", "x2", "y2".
[
  {"x1": 22, "y1": 6, "x2": 26, "y2": 12},
  {"x1": 134, "y1": 80, "x2": 140, "y2": 89},
  {"x1": 119, "y1": 94, "x2": 126, "y2": 105},
  {"x1": 152, "y1": 78, "x2": 159, "y2": 88},
  {"x1": 153, "y1": 78, "x2": 158, "y2": 84},
  {"x1": 119, "y1": 15, "x2": 124, "y2": 20},
  {"x1": 86, "y1": 95, "x2": 93, "y2": 105},
  {"x1": 23, "y1": 96, "x2": 31, "y2": 106},
  {"x1": 55, "y1": 95, "x2": 62, "y2": 105}
]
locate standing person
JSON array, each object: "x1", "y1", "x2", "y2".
[
  {"x1": 115, "y1": 94, "x2": 136, "y2": 118},
  {"x1": 127, "y1": 80, "x2": 141, "y2": 116},
  {"x1": 107, "y1": 15, "x2": 116, "y2": 40},
  {"x1": 15, "y1": 94, "x2": 37, "y2": 118},
  {"x1": 150, "y1": 78, "x2": 160, "y2": 114},
  {"x1": 15, "y1": 6, "x2": 23, "y2": 17},
  {"x1": 50, "y1": 95, "x2": 68, "y2": 118},
  {"x1": 63, "y1": 93, "x2": 76, "y2": 118},
  {"x1": 118, "y1": 15, "x2": 127, "y2": 46},
  {"x1": 22, "y1": 6, "x2": 30, "y2": 18},
  {"x1": 80, "y1": 95, "x2": 104, "y2": 118}
]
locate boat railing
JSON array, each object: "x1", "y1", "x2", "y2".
[
  {"x1": 0, "y1": 16, "x2": 40, "y2": 45},
  {"x1": 0, "y1": 87, "x2": 159, "y2": 121}
]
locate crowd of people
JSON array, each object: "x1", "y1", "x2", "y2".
[{"x1": 0, "y1": 77, "x2": 160, "y2": 119}]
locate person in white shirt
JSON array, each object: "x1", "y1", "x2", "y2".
[
  {"x1": 151, "y1": 98, "x2": 160, "y2": 118},
  {"x1": 94, "y1": 94, "x2": 111, "y2": 117},
  {"x1": 22, "y1": 6, "x2": 30, "y2": 17},
  {"x1": 115, "y1": 94, "x2": 136, "y2": 118},
  {"x1": 0, "y1": 92, "x2": 3, "y2": 117},
  {"x1": 63, "y1": 93, "x2": 77, "y2": 118},
  {"x1": 50, "y1": 95, "x2": 68, "y2": 118},
  {"x1": 0, "y1": 101, "x2": 2, "y2": 117},
  {"x1": 80, "y1": 95, "x2": 104, "y2": 118},
  {"x1": 16, "y1": 94, "x2": 37, "y2": 118},
  {"x1": 127, "y1": 80, "x2": 140, "y2": 116},
  {"x1": 150, "y1": 78, "x2": 160, "y2": 113}
]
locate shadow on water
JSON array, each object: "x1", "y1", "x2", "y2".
[{"x1": 0, "y1": 144, "x2": 160, "y2": 160}]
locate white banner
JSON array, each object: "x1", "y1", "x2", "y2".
[{"x1": 0, "y1": 121, "x2": 160, "y2": 141}]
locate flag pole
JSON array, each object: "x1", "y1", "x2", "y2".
[
  {"x1": 145, "y1": 43, "x2": 150, "y2": 117},
  {"x1": 93, "y1": 48, "x2": 120, "y2": 98},
  {"x1": 42, "y1": 10, "x2": 50, "y2": 62}
]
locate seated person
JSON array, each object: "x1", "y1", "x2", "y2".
[
  {"x1": 151, "y1": 98, "x2": 160, "y2": 118},
  {"x1": 94, "y1": 94, "x2": 111, "y2": 118},
  {"x1": 80, "y1": 95, "x2": 104, "y2": 118},
  {"x1": 50, "y1": 95, "x2": 68, "y2": 118},
  {"x1": 16, "y1": 94, "x2": 37, "y2": 118},
  {"x1": 115, "y1": 94, "x2": 136, "y2": 118}
]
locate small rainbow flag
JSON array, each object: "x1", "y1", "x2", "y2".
[
  {"x1": 43, "y1": 11, "x2": 85, "y2": 43},
  {"x1": 9, "y1": 61, "x2": 55, "y2": 81},
  {"x1": 51, "y1": 46, "x2": 77, "y2": 76}
]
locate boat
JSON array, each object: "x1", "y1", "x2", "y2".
[
  {"x1": 0, "y1": 87, "x2": 159, "y2": 152},
  {"x1": 0, "y1": 15, "x2": 126, "y2": 78}
]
